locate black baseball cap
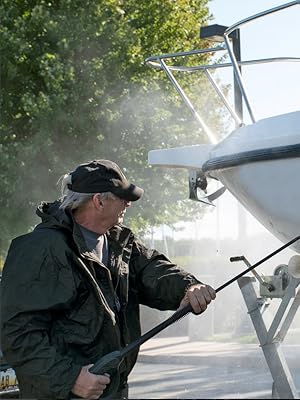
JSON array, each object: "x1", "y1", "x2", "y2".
[{"x1": 68, "y1": 160, "x2": 144, "y2": 201}]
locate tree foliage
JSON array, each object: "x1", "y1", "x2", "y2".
[{"x1": 0, "y1": 0, "x2": 227, "y2": 254}]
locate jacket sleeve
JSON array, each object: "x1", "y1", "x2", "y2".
[
  {"x1": 130, "y1": 239, "x2": 201, "y2": 310},
  {"x1": 0, "y1": 235, "x2": 82, "y2": 399}
]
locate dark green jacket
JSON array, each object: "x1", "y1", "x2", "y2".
[{"x1": 0, "y1": 201, "x2": 200, "y2": 399}]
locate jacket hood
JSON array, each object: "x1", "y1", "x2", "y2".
[{"x1": 35, "y1": 200, "x2": 73, "y2": 232}]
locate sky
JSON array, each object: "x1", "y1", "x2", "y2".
[{"x1": 155, "y1": 0, "x2": 300, "y2": 245}]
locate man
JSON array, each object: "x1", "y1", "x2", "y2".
[{"x1": 1, "y1": 159, "x2": 216, "y2": 399}]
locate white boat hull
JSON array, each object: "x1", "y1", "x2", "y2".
[
  {"x1": 212, "y1": 159, "x2": 300, "y2": 252},
  {"x1": 148, "y1": 111, "x2": 300, "y2": 253}
]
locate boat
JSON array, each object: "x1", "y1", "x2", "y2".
[
  {"x1": 145, "y1": 1, "x2": 300, "y2": 253},
  {"x1": 146, "y1": 5, "x2": 300, "y2": 399}
]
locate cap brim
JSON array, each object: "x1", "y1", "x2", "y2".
[{"x1": 112, "y1": 183, "x2": 144, "y2": 201}]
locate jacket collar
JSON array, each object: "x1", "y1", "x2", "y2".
[{"x1": 36, "y1": 200, "x2": 134, "y2": 259}]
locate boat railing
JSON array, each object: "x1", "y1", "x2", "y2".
[{"x1": 144, "y1": 0, "x2": 300, "y2": 144}]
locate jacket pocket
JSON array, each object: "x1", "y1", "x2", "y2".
[{"x1": 56, "y1": 292, "x2": 105, "y2": 344}]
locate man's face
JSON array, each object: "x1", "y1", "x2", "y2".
[{"x1": 102, "y1": 196, "x2": 131, "y2": 227}]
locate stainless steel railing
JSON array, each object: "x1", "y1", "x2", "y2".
[{"x1": 144, "y1": 1, "x2": 300, "y2": 143}]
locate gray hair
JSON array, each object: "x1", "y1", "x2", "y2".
[{"x1": 58, "y1": 173, "x2": 117, "y2": 211}]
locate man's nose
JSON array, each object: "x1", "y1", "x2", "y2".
[{"x1": 125, "y1": 200, "x2": 131, "y2": 208}]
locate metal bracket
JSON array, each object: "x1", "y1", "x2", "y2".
[{"x1": 188, "y1": 170, "x2": 226, "y2": 205}]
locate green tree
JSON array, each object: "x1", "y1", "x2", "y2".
[{"x1": 0, "y1": 0, "x2": 227, "y2": 255}]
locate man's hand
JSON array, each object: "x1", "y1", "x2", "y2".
[
  {"x1": 178, "y1": 284, "x2": 216, "y2": 314},
  {"x1": 71, "y1": 364, "x2": 110, "y2": 399}
]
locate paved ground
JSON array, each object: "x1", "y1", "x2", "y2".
[{"x1": 128, "y1": 336, "x2": 300, "y2": 399}]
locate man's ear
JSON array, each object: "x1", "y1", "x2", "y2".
[{"x1": 93, "y1": 194, "x2": 104, "y2": 210}]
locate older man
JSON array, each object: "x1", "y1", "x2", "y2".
[{"x1": 1, "y1": 160, "x2": 215, "y2": 399}]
